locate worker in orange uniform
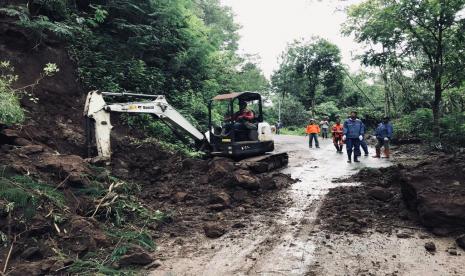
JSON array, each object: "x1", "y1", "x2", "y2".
[
  {"x1": 305, "y1": 119, "x2": 320, "y2": 148},
  {"x1": 332, "y1": 116, "x2": 344, "y2": 153}
]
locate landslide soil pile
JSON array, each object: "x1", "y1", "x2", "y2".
[
  {"x1": 0, "y1": 18, "x2": 294, "y2": 274},
  {"x1": 318, "y1": 152, "x2": 465, "y2": 237}
]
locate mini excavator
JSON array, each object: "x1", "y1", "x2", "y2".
[{"x1": 84, "y1": 91, "x2": 288, "y2": 172}]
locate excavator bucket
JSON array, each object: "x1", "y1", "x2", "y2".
[{"x1": 236, "y1": 152, "x2": 288, "y2": 173}]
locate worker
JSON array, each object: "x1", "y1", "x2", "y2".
[
  {"x1": 320, "y1": 117, "x2": 330, "y2": 139},
  {"x1": 233, "y1": 101, "x2": 255, "y2": 122},
  {"x1": 276, "y1": 121, "x2": 282, "y2": 134},
  {"x1": 343, "y1": 111, "x2": 364, "y2": 163},
  {"x1": 331, "y1": 116, "x2": 344, "y2": 153},
  {"x1": 373, "y1": 116, "x2": 393, "y2": 158},
  {"x1": 306, "y1": 119, "x2": 320, "y2": 148},
  {"x1": 223, "y1": 101, "x2": 255, "y2": 139}
]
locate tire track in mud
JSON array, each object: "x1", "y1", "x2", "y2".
[{"x1": 151, "y1": 135, "x2": 390, "y2": 275}]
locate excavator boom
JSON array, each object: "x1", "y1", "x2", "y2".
[{"x1": 84, "y1": 91, "x2": 205, "y2": 160}]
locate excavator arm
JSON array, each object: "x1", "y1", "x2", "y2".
[{"x1": 84, "y1": 90, "x2": 206, "y2": 160}]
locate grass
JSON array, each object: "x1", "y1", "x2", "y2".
[{"x1": 279, "y1": 127, "x2": 306, "y2": 136}]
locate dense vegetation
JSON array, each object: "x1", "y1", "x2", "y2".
[
  {"x1": 0, "y1": 0, "x2": 464, "y2": 148},
  {"x1": 269, "y1": 1, "x2": 465, "y2": 148},
  {"x1": 0, "y1": 0, "x2": 269, "y2": 141}
]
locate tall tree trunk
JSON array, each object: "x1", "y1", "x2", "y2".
[
  {"x1": 381, "y1": 68, "x2": 391, "y2": 117},
  {"x1": 432, "y1": 78, "x2": 442, "y2": 139}
]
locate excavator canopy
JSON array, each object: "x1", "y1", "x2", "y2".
[{"x1": 212, "y1": 92, "x2": 261, "y2": 102}]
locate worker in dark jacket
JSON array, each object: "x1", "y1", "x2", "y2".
[
  {"x1": 373, "y1": 117, "x2": 393, "y2": 158},
  {"x1": 343, "y1": 111, "x2": 364, "y2": 163}
]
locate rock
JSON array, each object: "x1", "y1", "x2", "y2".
[
  {"x1": 448, "y1": 248, "x2": 458, "y2": 256},
  {"x1": 20, "y1": 247, "x2": 42, "y2": 260},
  {"x1": 400, "y1": 177, "x2": 465, "y2": 229},
  {"x1": 64, "y1": 217, "x2": 109, "y2": 255},
  {"x1": 208, "y1": 157, "x2": 235, "y2": 182},
  {"x1": 208, "y1": 203, "x2": 227, "y2": 211},
  {"x1": 396, "y1": 231, "x2": 412, "y2": 239},
  {"x1": 209, "y1": 192, "x2": 231, "y2": 207},
  {"x1": 1, "y1": 128, "x2": 19, "y2": 138},
  {"x1": 67, "y1": 173, "x2": 91, "y2": 187},
  {"x1": 173, "y1": 192, "x2": 188, "y2": 203},
  {"x1": 232, "y1": 222, "x2": 246, "y2": 229},
  {"x1": 146, "y1": 260, "x2": 162, "y2": 269},
  {"x1": 203, "y1": 222, "x2": 226, "y2": 238},
  {"x1": 456, "y1": 234, "x2": 465, "y2": 250},
  {"x1": 18, "y1": 145, "x2": 44, "y2": 155},
  {"x1": 424, "y1": 242, "x2": 436, "y2": 252},
  {"x1": 38, "y1": 154, "x2": 92, "y2": 185},
  {"x1": 13, "y1": 137, "x2": 32, "y2": 146},
  {"x1": 233, "y1": 170, "x2": 261, "y2": 190},
  {"x1": 119, "y1": 252, "x2": 154, "y2": 267},
  {"x1": 367, "y1": 186, "x2": 392, "y2": 201}
]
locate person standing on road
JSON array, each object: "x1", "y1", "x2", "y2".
[
  {"x1": 331, "y1": 117, "x2": 344, "y2": 153},
  {"x1": 320, "y1": 117, "x2": 330, "y2": 139},
  {"x1": 373, "y1": 116, "x2": 393, "y2": 158},
  {"x1": 343, "y1": 111, "x2": 364, "y2": 163},
  {"x1": 306, "y1": 119, "x2": 320, "y2": 148},
  {"x1": 276, "y1": 121, "x2": 282, "y2": 134}
]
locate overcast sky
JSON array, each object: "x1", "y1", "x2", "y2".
[{"x1": 220, "y1": 0, "x2": 364, "y2": 78}]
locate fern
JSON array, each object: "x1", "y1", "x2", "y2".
[
  {"x1": 0, "y1": 6, "x2": 29, "y2": 21},
  {"x1": 0, "y1": 178, "x2": 37, "y2": 217}
]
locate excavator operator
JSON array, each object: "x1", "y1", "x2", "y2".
[
  {"x1": 233, "y1": 101, "x2": 255, "y2": 122},
  {"x1": 223, "y1": 101, "x2": 256, "y2": 140}
]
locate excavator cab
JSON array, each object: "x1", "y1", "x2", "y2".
[{"x1": 208, "y1": 92, "x2": 274, "y2": 158}]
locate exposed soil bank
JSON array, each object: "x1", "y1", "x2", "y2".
[{"x1": 319, "y1": 145, "x2": 465, "y2": 237}]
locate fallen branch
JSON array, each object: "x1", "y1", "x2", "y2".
[{"x1": 3, "y1": 235, "x2": 17, "y2": 274}]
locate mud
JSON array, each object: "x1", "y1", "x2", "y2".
[
  {"x1": 319, "y1": 147, "x2": 465, "y2": 236},
  {"x1": 0, "y1": 17, "x2": 295, "y2": 274}
]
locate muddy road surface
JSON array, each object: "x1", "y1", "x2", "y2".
[{"x1": 151, "y1": 135, "x2": 465, "y2": 276}]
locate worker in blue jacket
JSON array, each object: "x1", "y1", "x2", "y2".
[
  {"x1": 373, "y1": 116, "x2": 394, "y2": 158},
  {"x1": 343, "y1": 111, "x2": 364, "y2": 163}
]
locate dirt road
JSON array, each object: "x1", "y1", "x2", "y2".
[{"x1": 151, "y1": 135, "x2": 465, "y2": 276}]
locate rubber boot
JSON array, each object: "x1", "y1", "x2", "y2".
[
  {"x1": 354, "y1": 156, "x2": 360, "y2": 163},
  {"x1": 372, "y1": 148, "x2": 381, "y2": 158},
  {"x1": 347, "y1": 154, "x2": 352, "y2": 163},
  {"x1": 382, "y1": 148, "x2": 390, "y2": 158},
  {"x1": 334, "y1": 144, "x2": 339, "y2": 152}
]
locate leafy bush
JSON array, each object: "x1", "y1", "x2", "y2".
[
  {"x1": 440, "y1": 112, "x2": 465, "y2": 147},
  {"x1": 0, "y1": 61, "x2": 24, "y2": 126},
  {"x1": 393, "y1": 108, "x2": 433, "y2": 140}
]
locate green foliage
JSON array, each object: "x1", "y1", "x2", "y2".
[
  {"x1": 0, "y1": 61, "x2": 24, "y2": 125},
  {"x1": 0, "y1": 175, "x2": 66, "y2": 218},
  {"x1": 344, "y1": 0, "x2": 465, "y2": 137},
  {"x1": 68, "y1": 257, "x2": 136, "y2": 275},
  {"x1": 279, "y1": 127, "x2": 306, "y2": 136},
  {"x1": 265, "y1": 94, "x2": 309, "y2": 127},
  {"x1": 393, "y1": 108, "x2": 434, "y2": 140},
  {"x1": 109, "y1": 229, "x2": 156, "y2": 251},
  {"x1": 272, "y1": 38, "x2": 344, "y2": 109}
]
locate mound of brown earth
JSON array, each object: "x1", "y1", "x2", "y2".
[
  {"x1": 400, "y1": 154, "x2": 465, "y2": 233},
  {"x1": 318, "y1": 165, "x2": 417, "y2": 234},
  {"x1": 319, "y1": 151, "x2": 465, "y2": 236}
]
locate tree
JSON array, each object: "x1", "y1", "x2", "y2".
[
  {"x1": 271, "y1": 38, "x2": 344, "y2": 114},
  {"x1": 344, "y1": 0, "x2": 465, "y2": 138}
]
